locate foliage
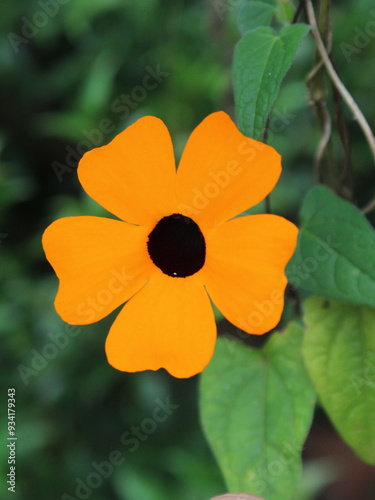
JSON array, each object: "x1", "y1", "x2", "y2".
[
  {"x1": 201, "y1": 324, "x2": 315, "y2": 500},
  {"x1": 1, "y1": 0, "x2": 375, "y2": 499}
]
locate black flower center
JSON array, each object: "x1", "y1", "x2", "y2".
[{"x1": 147, "y1": 214, "x2": 206, "y2": 278}]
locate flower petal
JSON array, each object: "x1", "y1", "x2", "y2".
[
  {"x1": 105, "y1": 271, "x2": 216, "y2": 378},
  {"x1": 78, "y1": 116, "x2": 177, "y2": 226},
  {"x1": 176, "y1": 111, "x2": 281, "y2": 229},
  {"x1": 202, "y1": 214, "x2": 298, "y2": 334},
  {"x1": 42, "y1": 216, "x2": 152, "y2": 324}
]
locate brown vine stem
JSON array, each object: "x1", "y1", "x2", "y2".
[
  {"x1": 304, "y1": 0, "x2": 375, "y2": 167},
  {"x1": 362, "y1": 197, "x2": 375, "y2": 214},
  {"x1": 305, "y1": 0, "x2": 333, "y2": 182}
]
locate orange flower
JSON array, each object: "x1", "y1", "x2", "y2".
[{"x1": 42, "y1": 112, "x2": 297, "y2": 378}]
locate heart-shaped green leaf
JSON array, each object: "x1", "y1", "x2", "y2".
[
  {"x1": 200, "y1": 323, "x2": 315, "y2": 500},
  {"x1": 303, "y1": 296, "x2": 375, "y2": 464},
  {"x1": 233, "y1": 23, "x2": 309, "y2": 140},
  {"x1": 286, "y1": 185, "x2": 375, "y2": 307}
]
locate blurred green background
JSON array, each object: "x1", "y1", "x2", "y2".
[{"x1": 1, "y1": 0, "x2": 375, "y2": 499}]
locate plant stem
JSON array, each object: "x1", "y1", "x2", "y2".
[
  {"x1": 304, "y1": 0, "x2": 375, "y2": 167},
  {"x1": 262, "y1": 117, "x2": 271, "y2": 214},
  {"x1": 362, "y1": 198, "x2": 375, "y2": 214},
  {"x1": 305, "y1": 0, "x2": 334, "y2": 183}
]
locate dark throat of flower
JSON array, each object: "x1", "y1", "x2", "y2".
[{"x1": 147, "y1": 214, "x2": 206, "y2": 278}]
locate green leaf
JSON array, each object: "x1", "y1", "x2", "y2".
[
  {"x1": 275, "y1": 0, "x2": 295, "y2": 24},
  {"x1": 303, "y1": 296, "x2": 375, "y2": 464},
  {"x1": 233, "y1": 23, "x2": 309, "y2": 140},
  {"x1": 237, "y1": 1, "x2": 276, "y2": 35},
  {"x1": 286, "y1": 185, "x2": 375, "y2": 307},
  {"x1": 200, "y1": 323, "x2": 315, "y2": 500}
]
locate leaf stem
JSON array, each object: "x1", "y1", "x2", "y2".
[{"x1": 262, "y1": 116, "x2": 271, "y2": 214}]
